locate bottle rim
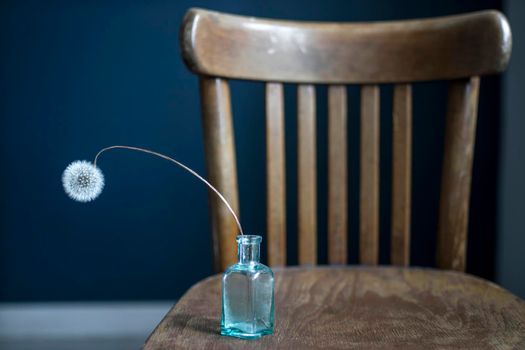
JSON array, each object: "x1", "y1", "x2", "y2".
[{"x1": 236, "y1": 235, "x2": 262, "y2": 244}]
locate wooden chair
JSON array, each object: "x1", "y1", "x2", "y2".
[{"x1": 144, "y1": 9, "x2": 525, "y2": 349}]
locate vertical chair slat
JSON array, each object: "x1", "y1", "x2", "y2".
[
  {"x1": 297, "y1": 84, "x2": 317, "y2": 265},
  {"x1": 327, "y1": 85, "x2": 348, "y2": 264},
  {"x1": 199, "y1": 77, "x2": 240, "y2": 272},
  {"x1": 359, "y1": 85, "x2": 380, "y2": 265},
  {"x1": 437, "y1": 77, "x2": 480, "y2": 272},
  {"x1": 391, "y1": 84, "x2": 412, "y2": 266},
  {"x1": 265, "y1": 83, "x2": 287, "y2": 266}
]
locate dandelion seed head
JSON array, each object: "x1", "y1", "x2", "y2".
[{"x1": 62, "y1": 160, "x2": 104, "y2": 202}]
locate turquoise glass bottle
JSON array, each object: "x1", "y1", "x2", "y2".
[{"x1": 221, "y1": 235, "x2": 274, "y2": 339}]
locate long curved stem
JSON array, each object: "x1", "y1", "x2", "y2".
[{"x1": 94, "y1": 145, "x2": 244, "y2": 235}]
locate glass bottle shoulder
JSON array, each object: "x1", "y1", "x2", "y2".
[{"x1": 223, "y1": 262, "x2": 274, "y2": 277}]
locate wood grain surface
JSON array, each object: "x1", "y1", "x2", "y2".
[
  {"x1": 359, "y1": 86, "x2": 380, "y2": 265},
  {"x1": 391, "y1": 84, "x2": 412, "y2": 266},
  {"x1": 437, "y1": 77, "x2": 480, "y2": 272},
  {"x1": 181, "y1": 9, "x2": 511, "y2": 83},
  {"x1": 199, "y1": 77, "x2": 240, "y2": 272},
  {"x1": 143, "y1": 267, "x2": 525, "y2": 349},
  {"x1": 266, "y1": 83, "x2": 287, "y2": 267},
  {"x1": 297, "y1": 85, "x2": 317, "y2": 265},
  {"x1": 327, "y1": 85, "x2": 348, "y2": 265}
]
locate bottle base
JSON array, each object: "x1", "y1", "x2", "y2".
[{"x1": 220, "y1": 326, "x2": 273, "y2": 340}]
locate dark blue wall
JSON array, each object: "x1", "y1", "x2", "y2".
[
  {"x1": 497, "y1": 0, "x2": 525, "y2": 299},
  {"x1": 0, "y1": 0, "x2": 503, "y2": 301}
]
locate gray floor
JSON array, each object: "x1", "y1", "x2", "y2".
[
  {"x1": 0, "y1": 337, "x2": 146, "y2": 350},
  {"x1": 0, "y1": 302, "x2": 173, "y2": 350}
]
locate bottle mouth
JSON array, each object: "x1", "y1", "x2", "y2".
[{"x1": 236, "y1": 235, "x2": 262, "y2": 244}]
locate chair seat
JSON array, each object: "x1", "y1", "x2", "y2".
[{"x1": 143, "y1": 266, "x2": 525, "y2": 349}]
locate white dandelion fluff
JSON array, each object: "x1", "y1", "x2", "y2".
[{"x1": 62, "y1": 160, "x2": 105, "y2": 202}]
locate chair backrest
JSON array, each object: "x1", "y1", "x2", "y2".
[{"x1": 180, "y1": 8, "x2": 512, "y2": 272}]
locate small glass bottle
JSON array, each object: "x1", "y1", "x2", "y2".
[{"x1": 221, "y1": 235, "x2": 274, "y2": 339}]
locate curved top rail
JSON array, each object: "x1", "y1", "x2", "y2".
[{"x1": 180, "y1": 8, "x2": 511, "y2": 83}]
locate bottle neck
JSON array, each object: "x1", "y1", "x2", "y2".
[{"x1": 238, "y1": 242, "x2": 260, "y2": 264}]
